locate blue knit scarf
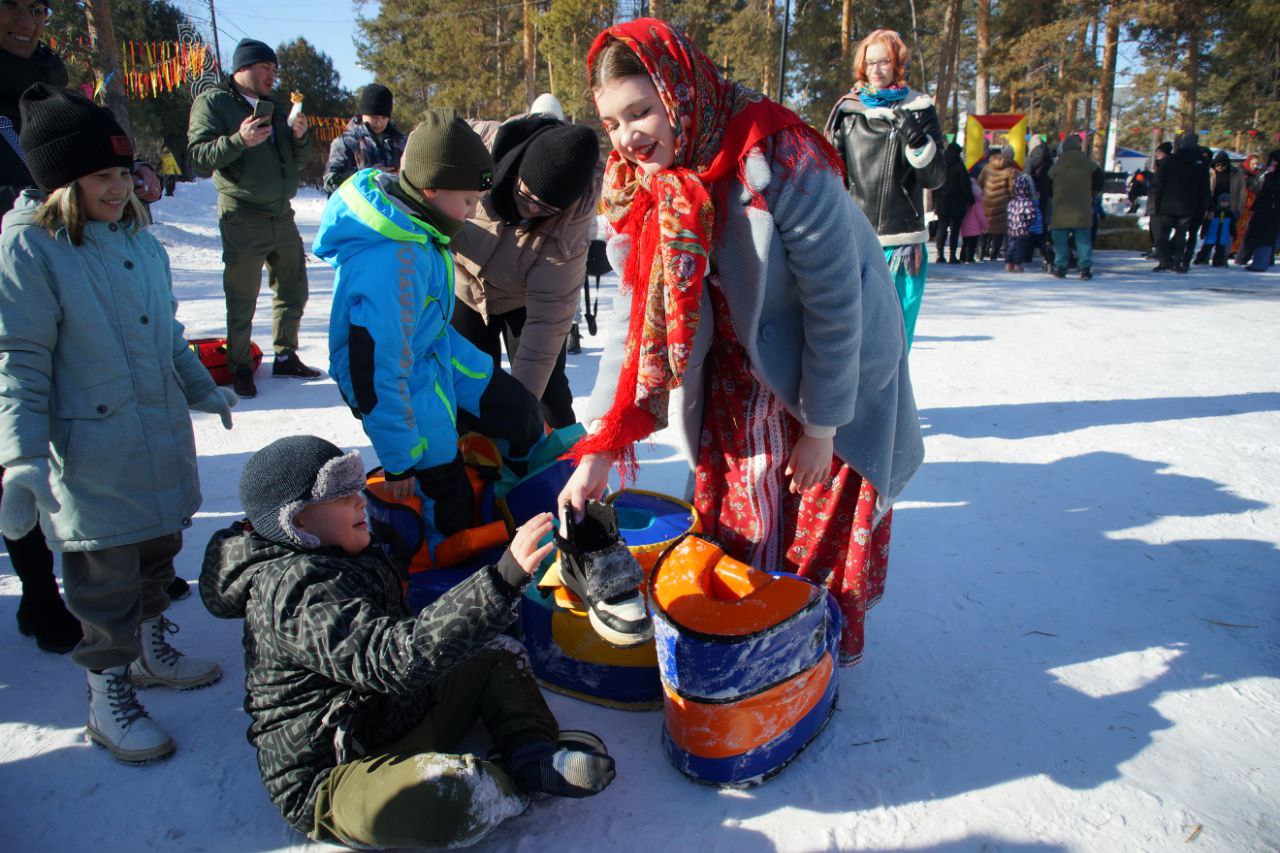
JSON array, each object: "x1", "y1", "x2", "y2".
[{"x1": 854, "y1": 82, "x2": 910, "y2": 109}]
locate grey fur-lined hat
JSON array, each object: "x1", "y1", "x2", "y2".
[{"x1": 239, "y1": 436, "x2": 366, "y2": 548}]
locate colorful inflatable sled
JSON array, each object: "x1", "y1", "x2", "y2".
[
  {"x1": 523, "y1": 489, "x2": 700, "y2": 710},
  {"x1": 650, "y1": 534, "x2": 841, "y2": 786}
]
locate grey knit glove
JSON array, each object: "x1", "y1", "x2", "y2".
[{"x1": 192, "y1": 387, "x2": 238, "y2": 430}]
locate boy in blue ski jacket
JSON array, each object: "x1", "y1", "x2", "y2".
[{"x1": 316, "y1": 111, "x2": 544, "y2": 537}]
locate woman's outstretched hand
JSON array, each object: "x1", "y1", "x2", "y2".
[
  {"x1": 557, "y1": 452, "x2": 612, "y2": 522},
  {"x1": 785, "y1": 434, "x2": 834, "y2": 494}
]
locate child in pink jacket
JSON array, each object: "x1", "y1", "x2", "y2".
[{"x1": 959, "y1": 178, "x2": 988, "y2": 263}]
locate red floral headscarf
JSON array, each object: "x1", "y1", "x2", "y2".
[{"x1": 570, "y1": 18, "x2": 843, "y2": 477}]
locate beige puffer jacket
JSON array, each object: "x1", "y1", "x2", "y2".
[{"x1": 452, "y1": 118, "x2": 603, "y2": 400}]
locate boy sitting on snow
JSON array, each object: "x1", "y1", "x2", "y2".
[
  {"x1": 316, "y1": 110, "x2": 545, "y2": 541},
  {"x1": 200, "y1": 436, "x2": 614, "y2": 849}
]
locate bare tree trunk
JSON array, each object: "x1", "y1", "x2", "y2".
[
  {"x1": 1084, "y1": 11, "x2": 1098, "y2": 152},
  {"x1": 841, "y1": 0, "x2": 853, "y2": 70},
  {"x1": 762, "y1": 0, "x2": 775, "y2": 99},
  {"x1": 651, "y1": 0, "x2": 665, "y2": 19},
  {"x1": 934, "y1": 0, "x2": 963, "y2": 130},
  {"x1": 1062, "y1": 15, "x2": 1088, "y2": 134},
  {"x1": 1090, "y1": 1, "x2": 1117, "y2": 164},
  {"x1": 976, "y1": 0, "x2": 990, "y2": 113},
  {"x1": 523, "y1": 0, "x2": 536, "y2": 108},
  {"x1": 84, "y1": 0, "x2": 134, "y2": 140},
  {"x1": 1181, "y1": 25, "x2": 1199, "y2": 132},
  {"x1": 1152, "y1": 82, "x2": 1169, "y2": 153}
]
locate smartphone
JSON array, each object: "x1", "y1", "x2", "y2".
[{"x1": 252, "y1": 100, "x2": 274, "y2": 124}]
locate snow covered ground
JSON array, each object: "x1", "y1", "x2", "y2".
[{"x1": 1, "y1": 179, "x2": 1277, "y2": 852}]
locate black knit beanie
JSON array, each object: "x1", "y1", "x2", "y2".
[
  {"x1": 239, "y1": 435, "x2": 367, "y2": 548},
  {"x1": 1156, "y1": 141, "x2": 1173, "y2": 155},
  {"x1": 489, "y1": 114, "x2": 597, "y2": 224},
  {"x1": 519, "y1": 124, "x2": 599, "y2": 211},
  {"x1": 358, "y1": 84, "x2": 393, "y2": 118},
  {"x1": 232, "y1": 38, "x2": 277, "y2": 72},
  {"x1": 18, "y1": 83, "x2": 133, "y2": 192},
  {"x1": 399, "y1": 109, "x2": 493, "y2": 202}
]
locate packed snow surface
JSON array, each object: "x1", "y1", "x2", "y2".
[{"x1": 2, "y1": 180, "x2": 1277, "y2": 851}]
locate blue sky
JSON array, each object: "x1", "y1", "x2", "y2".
[{"x1": 180, "y1": 0, "x2": 376, "y2": 90}]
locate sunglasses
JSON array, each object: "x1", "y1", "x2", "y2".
[
  {"x1": 515, "y1": 182, "x2": 562, "y2": 218},
  {"x1": 0, "y1": 0, "x2": 51, "y2": 21}
]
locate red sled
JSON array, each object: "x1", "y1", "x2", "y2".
[{"x1": 188, "y1": 338, "x2": 263, "y2": 386}]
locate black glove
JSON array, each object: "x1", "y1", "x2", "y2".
[{"x1": 895, "y1": 108, "x2": 929, "y2": 150}]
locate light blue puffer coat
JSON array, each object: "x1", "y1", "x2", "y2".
[
  {"x1": 315, "y1": 169, "x2": 492, "y2": 476},
  {"x1": 0, "y1": 191, "x2": 218, "y2": 551}
]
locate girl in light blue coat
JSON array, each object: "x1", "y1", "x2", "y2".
[{"x1": 0, "y1": 85, "x2": 235, "y2": 764}]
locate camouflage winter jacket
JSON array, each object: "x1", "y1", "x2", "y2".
[{"x1": 199, "y1": 522, "x2": 528, "y2": 833}]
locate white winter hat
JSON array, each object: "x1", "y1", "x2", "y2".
[{"x1": 529, "y1": 92, "x2": 566, "y2": 121}]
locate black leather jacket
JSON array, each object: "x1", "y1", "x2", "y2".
[{"x1": 825, "y1": 89, "x2": 946, "y2": 241}]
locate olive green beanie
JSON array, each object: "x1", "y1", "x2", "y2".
[{"x1": 399, "y1": 109, "x2": 494, "y2": 203}]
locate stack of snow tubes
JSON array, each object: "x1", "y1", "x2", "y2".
[
  {"x1": 649, "y1": 534, "x2": 841, "y2": 786},
  {"x1": 521, "y1": 489, "x2": 700, "y2": 710}
]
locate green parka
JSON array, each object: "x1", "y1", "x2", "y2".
[{"x1": 186, "y1": 77, "x2": 312, "y2": 215}]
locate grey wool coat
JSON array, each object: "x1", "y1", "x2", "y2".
[
  {"x1": 0, "y1": 192, "x2": 217, "y2": 551},
  {"x1": 587, "y1": 133, "x2": 924, "y2": 509}
]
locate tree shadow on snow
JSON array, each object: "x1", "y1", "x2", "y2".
[{"x1": 921, "y1": 392, "x2": 1280, "y2": 440}]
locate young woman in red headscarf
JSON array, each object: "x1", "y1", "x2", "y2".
[{"x1": 558, "y1": 18, "x2": 924, "y2": 664}]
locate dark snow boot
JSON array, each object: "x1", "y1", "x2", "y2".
[
  {"x1": 566, "y1": 323, "x2": 582, "y2": 355},
  {"x1": 504, "y1": 730, "x2": 616, "y2": 798},
  {"x1": 555, "y1": 501, "x2": 651, "y2": 647},
  {"x1": 10, "y1": 528, "x2": 82, "y2": 654}
]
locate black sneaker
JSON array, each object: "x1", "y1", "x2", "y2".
[
  {"x1": 272, "y1": 352, "x2": 322, "y2": 379},
  {"x1": 1080, "y1": 268, "x2": 1093, "y2": 280},
  {"x1": 166, "y1": 576, "x2": 190, "y2": 601},
  {"x1": 232, "y1": 366, "x2": 257, "y2": 398},
  {"x1": 555, "y1": 501, "x2": 652, "y2": 648},
  {"x1": 1051, "y1": 267, "x2": 1066, "y2": 279}
]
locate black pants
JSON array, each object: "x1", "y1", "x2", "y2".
[
  {"x1": 1158, "y1": 215, "x2": 1196, "y2": 267},
  {"x1": 935, "y1": 215, "x2": 961, "y2": 261},
  {"x1": 419, "y1": 368, "x2": 545, "y2": 537},
  {"x1": 451, "y1": 301, "x2": 576, "y2": 429},
  {"x1": 961, "y1": 235, "x2": 979, "y2": 262}
]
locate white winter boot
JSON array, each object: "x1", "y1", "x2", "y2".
[
  {"x1": 86, "y1": 666, "x2": 175, "y2": 763},
  {"x1": 130, "y1": 615, "x2": 222, "y2": 689}
]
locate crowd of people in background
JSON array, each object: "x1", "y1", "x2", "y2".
[{"x1": 934, "y1": 128, "x2": 1279, "y2": 278}]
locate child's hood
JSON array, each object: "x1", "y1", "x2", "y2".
[
  {"x1": 1, "y1": 191, "x2": 45, "y2": 232},
  {"x1": 199, "y1": 522, "x2": 293, "y2": 619},
  {"x1": 312, "y1": 168, "x2": 447, "y2": 266}
]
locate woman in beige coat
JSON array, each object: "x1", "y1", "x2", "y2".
[{"x1": 451, "y1": 114, "x2": 602, "y2": 428}]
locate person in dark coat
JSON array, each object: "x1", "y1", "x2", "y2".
[
  {"x1": 1146, "y1": 141, "x2": 1174, "y2": 258},
  {"x1": 1025, "y1": 140, "x2": 1056, "y2": 266},
  {"x1": 932, "y1": 142, "x2": 972, "y2": 263},
  {"x1": 1241, "y1": 149, "x2": 1280, "y2": 273},
  {"x1": 1194, "y1": 150, "x2": 1246, "y2": 265},
  {"x1": 1150, "y1": 133, "x2": 1209, "y2": 273},
  {"x1": 201, "y1": 436, "x2": 615, "y2": 849},
  {"x1": 322, "y1": 83, "x2": 407, "y2": 196}
]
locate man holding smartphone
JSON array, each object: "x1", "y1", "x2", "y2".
[{"x1": 187, "y1": 38, "x2": 319, "y2": 398}]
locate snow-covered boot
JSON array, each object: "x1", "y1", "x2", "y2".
[
  {"x1": 504, "y1": 730, "x2": 615, "y2": 798},
  {"x1": 555, "y1": 501, "x2": 652, "y2": 648},
  {"x1": 86, "y1": 666, "x2": 175, "y2": 763},
  {"x1": 130, "y1": 615, "x2": 222, "y2": 689}
]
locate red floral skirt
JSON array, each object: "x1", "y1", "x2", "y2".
[{"x1": 692, "y1": 285, "x2": 893, "y2": 666}]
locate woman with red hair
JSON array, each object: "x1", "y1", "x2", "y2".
[
  {"x1": 825, "y1": 29, "x2": 945, "y2": 348},
  {"x1": 559, "y1": 19, "x2": 924, "y2": 665}
]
